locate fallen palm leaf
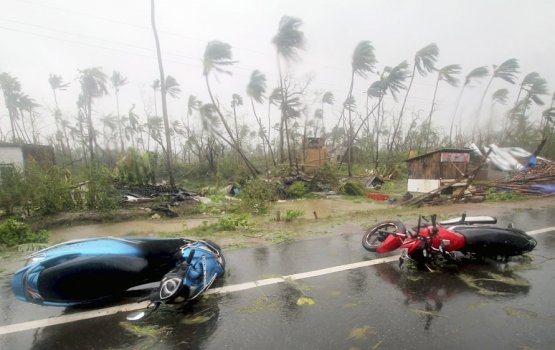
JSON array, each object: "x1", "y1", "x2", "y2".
[
  {"x1": 296, "y1": 296, "x2": 315, "y2": 306},
  {"x1": 348, "y1": 325, "x2": 377, "y2": 339}
]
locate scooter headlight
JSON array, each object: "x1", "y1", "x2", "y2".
[{"x1": 159, "y1": 277, "x2": 182, "y2": 300}]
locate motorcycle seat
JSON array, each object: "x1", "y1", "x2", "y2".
[{"x1": 451, "y1": 225, "x2": 534, "y2": 257}]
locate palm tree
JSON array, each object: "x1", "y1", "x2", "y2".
[
  {"x1": 0, "y1": 73, "x2": 23, "y2": 143},
  {"x1": 16, "y1": 93, "x2": 40, "y2": 143},
  {"x1": 424, "y1": 64, "x2": 461, "y2": 152},
  {"x1": 231, "y1": 93, "x2": 243, "y2": 146},
  {"x1": 202, "y1": 40, "x2": 259, "y2": 176},
  {"x1": 342, "y1": 40, "x2": 377, "y2": 175},
  {"x1": 477, "y1": 58, "x2": 520, "y2": 119},
  {"x1": 165, "y1": 75, "x2": 181, "y2": 98},
  {"x1": 247, "y1": 70, "x2": 276, "y2": 167},
  {"x1": 486, "y1": 88, "x2": 509, "y2": 142},
  {"x1": 151, "y1": 79, "x2": 160, "y2": 116},
  {"x1": 48, "y1": 73, "x2": 70, "y2": 148},
  {"x1": 449, "y1": 66, "x2": 489, "y2": 144},
  {"x1": 110, "y1": 71, "x2": 128, "y2": 152},
  {"x1": 151, "y1": 0, "x2": 175, "y2": 186},
  {"x1": 78, "y1": 67, "x2": 108, "y2": 162},
  {"x1": 272, "y1": 15, "x2": 305, "y2": 167},
  {"x1": 396, "y1": 44, "x2": 439, "y2": 140},
  {"x1": 319, "y1": 91, "x2": 334, "y2": 138},
  {"x1": 366, "y1": 61, "x2": 410, "y2": 167}
]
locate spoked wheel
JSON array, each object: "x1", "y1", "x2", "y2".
[{"x1": 362, "y1": 221, "x2": 406, "y2": 252}]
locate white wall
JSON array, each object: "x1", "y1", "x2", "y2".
[{"x1": 0, "y1": 147, "x2": 24, "y2": 169}]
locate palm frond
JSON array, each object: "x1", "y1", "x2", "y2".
[
  {"x1": 352, "y1": 41, "x2": 377, "y2": 78},
  {"x1": 110, "y1": 71, "x2": 128, "y2": 90},
  {"x1": 491, "y1": 88, "x2": 509, "y2": 105},
  {"x1": 48, "y1": 73, "x2": 70, "y2": 91},
  {"x1": 78, "y1": 67, "x2": 108, "y2": 98},
  {"x1": 415, "y1": 43, "x2": 439, "y2": 76},
  {"x1": 247, "y1": 70, "x2": 267, "y2": 104},
  {"x1": 203, "y1": 41, "x2": 236, "y2": 76},
  {"x1": 165, "y1": 75, "x2": 181, "y2": 98},
  {"x1": 231, "y1": 93, "x2": 243, "y2": 108},
  {"x1": 187, "y1": 95, "x2": 200, "y2": 114},
  {"x1": 269, "y1": 88, "x2": 282, "y2": 105},
  {"x1": 493, "y1": 58, "x2": 519, "y2": 84},
  {"x1": 464, "y1": 66, "x2": 489, "y2": 86},
  {"x1": 272, "y1": 15, "x2": 305, "y2": 62},
  {"x1": 322, "y1": 91, "x2": 335, "y2": 105},
  {"x1": 367, "y1": 80, "x2": 384, "y2": 98},
  {"x1": 439, "y1": 64, "x2": 461, "y2": 87},
  {"x1": 383, "y1": 60, "x2": 409, "y2": 101}
]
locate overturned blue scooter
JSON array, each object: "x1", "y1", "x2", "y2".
[{"x1": 12, "y1": 237, "x2": 225, "y2": 316}]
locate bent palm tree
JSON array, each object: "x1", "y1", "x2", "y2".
[
  {"x1": 396, "y1": 44, "x2": 439, "y2": 139},
  {"x1": 247, "y1": 70, "x2": 276, "y2": 166},
  {"x1": 449, "y1": 66, "x2": 489, "y2": 144},
  {"x1": 110, "y1": 71, "x2": 128, "y2": 152},
  {"x1": 78, "y1": 67, "x2": 108, "y2": 161},
  {"x1": 477, "y1": 58, "x2": 520, "y2": 119},
  {"x1": 0, "y1": 73, "x2": 24, "y2": 142},
  {"x1": 424, "y1": 64, "x2": 461, "y2": 152},
  {"x1": 273, "y1": 15, "x2": 305, "y2": 167},
  {"x1": 342, "y1": 40, "x2": 377, "y2": 175},
  {"x1": 202, "y1": 40, "x2": 259, "y2": 176}
]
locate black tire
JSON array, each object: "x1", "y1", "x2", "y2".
[{"x1": 362, "y1": 221, "x2": 406, "y2": 252}]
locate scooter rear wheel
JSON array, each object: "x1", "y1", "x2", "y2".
[{"x1": 362, "y1": 221, "x2": 406, "y2": 252}]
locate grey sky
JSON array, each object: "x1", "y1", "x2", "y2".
[{"x1": 1, "y1": 0, "x2": 554, "y2": 138}]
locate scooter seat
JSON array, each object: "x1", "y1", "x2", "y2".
[{"x1": 37, "y1": 255, "x2": 149, "y2": 302}]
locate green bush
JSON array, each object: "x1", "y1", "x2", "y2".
[
  {"x1": 85, "y1": 164, "x2": 120, "y2": 211},
  {"x1": 0, "y1": 219, "x2": 49, "y2": 247},
  {"x1": 217, "y1": 213, "x2": 250, "y2": 230},
  {"x1": 286, "y1": 181, "x2": 307, "y2": 198},
  {"x1": 0, "y1": 166, "x2": 24, "y2": 215},
  {"x1": 340, "y1": 181, "x2": 366, "y2": 196},
  {"x1": 238, "y1": 178, "x2": 277, "y2": 214},
  {"x1": 285, "y1": 209, "x2": 304, "y2": 222},
  {"x1": 310, "y1": 162, "x2": 339, "y2": 190},
  {"x1": 486, "y1": 189, "x2": 524, "y2": 201}
]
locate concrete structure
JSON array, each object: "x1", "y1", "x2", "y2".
[{"x1": 0, "y1": 143, "x2": 55, "y2": 171}]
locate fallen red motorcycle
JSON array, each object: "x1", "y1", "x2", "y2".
[{"x1": 362, "y1": 214, "x2": 537, "y2": 263}]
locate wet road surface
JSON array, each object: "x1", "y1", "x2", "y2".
[{"x1": 1, "y1": 209, "x2": 555, "y2": 349}]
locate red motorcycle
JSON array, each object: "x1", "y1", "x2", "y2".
[{"x1": 362, "y1": 214, "x2": 537, "y2": 262}]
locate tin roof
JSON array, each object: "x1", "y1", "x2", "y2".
[{"x1": 405, "y1": 148, "x2": 470, "y2": 162}]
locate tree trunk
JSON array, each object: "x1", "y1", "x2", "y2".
[
  {"x1": 151, "y1": 0, "x2": 175, "y2": 187},
  {"x1": 424, "y1": 75, "x2": 441, "y2": 153}
]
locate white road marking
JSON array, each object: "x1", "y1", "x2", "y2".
[{"x1": 1, "y1": 226, "x2": 554, "y2": 336}]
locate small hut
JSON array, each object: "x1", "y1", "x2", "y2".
[
  {"x1": 0, "y1": 143, "x2": 55, "y2": 171},
  {"x1": 406, "y1": 148, "x2": 470, "y2": 192},
  {"x1": 302, "y1": 137, "x2": 328, "y2": 172}
]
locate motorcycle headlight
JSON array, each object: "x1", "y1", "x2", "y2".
[{"x1": 159, "y1": 277, "x2": 182, "y2": 300}]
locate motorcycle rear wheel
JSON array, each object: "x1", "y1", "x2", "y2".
[{"x1": 362, "y1": 221, "x2": 406, "y2": 252}]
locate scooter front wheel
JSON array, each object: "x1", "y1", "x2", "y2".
[{"x1": 362, "y1": 221, "x2": 406, "y2": 252}]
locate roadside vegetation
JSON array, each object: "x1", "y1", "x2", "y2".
[{"x1": 1, "y1": 14, "x2": 554, "y2": 249}]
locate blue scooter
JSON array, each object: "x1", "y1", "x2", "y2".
[{"x1": 12, "y1": 237, "x2": 225, "y2": 313}]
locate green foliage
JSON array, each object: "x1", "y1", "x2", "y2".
[
  {"x1": 340, "y1": 181, "x2": 366, "y2": 196},
  {"x1": 285, "y1": 209, "x2": 304, "y2": 222},
  {"x1": 486, "y1": 189, "x2": 524, "y2": 201},
  {"x1": 286, "y1": 181, "x2": 307, "y2": 198},
  {"x1": 23, "y1": 160, "x2": 77, "y2": 215},
  {"x1": 0, "y1": 166, "x2": 24, "y2": 215},
  {"x1": 0, "y1": 219, "x2": 49, "y2": 247},
  {"x1": 310, "y1": 162, "x2": 339, "y2": 190},
  {"x1": 238, "y1": 178, "x2": 277, "y2": 214},
  {"x1": 115, "y1": 149, "x2": 155, "y2": 185},
  {"x1": 217, "y1": 213, "x2": 250, "y2": 230},
  {"x1": 85, "y1": 164, "x2": 120, "y2": 211}
]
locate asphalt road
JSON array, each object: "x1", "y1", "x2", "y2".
[{"x1": 1, "y1": 208, "x2": 554, "y2": 349}]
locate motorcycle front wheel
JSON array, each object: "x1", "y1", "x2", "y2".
[{"x1": 362, "y1": 221, "x2": 406, "y2": 252}]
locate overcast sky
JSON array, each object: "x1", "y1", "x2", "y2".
[{"x1": 1, "y1": 0, "x2": 554, "y2": 138}]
